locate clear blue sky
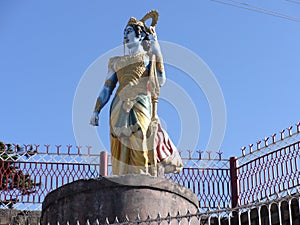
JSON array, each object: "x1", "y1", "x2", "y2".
[{"x1": 1, "y1": 1, "x2": 300, "y2": 159}]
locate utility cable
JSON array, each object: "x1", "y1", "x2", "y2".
[
  {"x1": 211, "y1": 0, "x2": 300, "y2": 22},
  {"x1": 285, "y1": 0, "x2": 300, "y2": 5}
]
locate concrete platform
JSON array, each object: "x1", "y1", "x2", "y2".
[{"x1": 41, "y1": 174, "x2": 199, "y2": 224}]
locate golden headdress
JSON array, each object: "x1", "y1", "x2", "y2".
[
  {"x1": 126, "y1": 10, "x2": 159, "y2": 37},
  {"x1": 127, "y1": 17, "x2": 145, "y2": 28},
  {"x1": 123, "y1": 10, "x2": 159, "y2": 55}
]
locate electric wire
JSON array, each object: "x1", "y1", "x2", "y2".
[
  {"x1": 210, "y1": 0, "x2": 300, "y2": 22},
  {"x1": 285, "y1": 0, "x2": 300, "y2": 5}
]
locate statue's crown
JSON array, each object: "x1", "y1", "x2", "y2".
[
  {"x1": 125, "y1": 10, "x2": 159, "y2": 36},
  {"x1": 126, "y1": 17, "x2": 145, "y2": 27}
]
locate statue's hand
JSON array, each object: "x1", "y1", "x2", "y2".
[
  {"x1": 89, "y1": 112, "x2": 99, "y2": 126},
  {"x1": 150, "y1": 39, "x2": 162, "y2": 56}
]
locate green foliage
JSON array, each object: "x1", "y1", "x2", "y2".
[{"x1": 0, "y1": 141, "x2": 41, "y2": 208}]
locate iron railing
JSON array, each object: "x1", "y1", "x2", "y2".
[
  {"x1": 1, "y1": 123, "x2": 300, "y2": 211},
  {"x1": 167, "y1": 167, "x2": 231, "y2": 209},
  {"x1": 0, "y1": 145, "x2": 100, "y2": 209},
  {"x1": 21, "y1": 191, "x2": 300, "y2": 225},
  {"x1": 237, "y1": 140, "x2": 300, "y2": 206}
]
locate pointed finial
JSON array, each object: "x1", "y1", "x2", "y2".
[
  {"x1": 272, "y1": 133, "x2": 277, "y2": 143},
  {"x1": 249, "y1": 144, "x2": 253, "y2": 153},
  {"x1": 135, "y1": 214, "x2": 141, "y2": 222},
  {"x1": 55, "y1": 145, "x2": 62, "y2": 154},
  {"x1": 114, "y1": 216, "x2": 119, "y2": 223},
  {"x1": 296, "y1": 122, "x2": 300, "y2": 133},
  {"x1": 206, "y1": 150, "x2": 212, "y2": 159},
  {"x1": 66, "y1": 145, "x2": 72, "y2": 154},
  {"x1": 44, "y1": 144, "x2": 50, "y2": 153},
  {"x1": 187, "y1": 149, "x2": 192, "y2": 159},
  {"x1": 280, "y1": 129, "x2": 285, "y2": 140},
  {"x1": 288, "y1": 126, "x2": 293, "y2": 136},
  {"x1": 166, "y1": 212, "x2": 171, "y2": 222},
  {"x1": 176, "y1": 211, "x2": 181, "y2": 223},
  {"x1": 155, "y1": 213, "x2": 162, "y2": 223},
  {"x1": 186, "y1": 209, "x2": 191, "y2": 216},
  {"x1": 86, "y1": 145, "x2": 92, "y2": 155},
  {"x1": 256, "y1": 140, "x2": 261, "y2": 150},
  {"x1": 241, "y1": 146, "x2": 246, "y2": 156},
  {"x1": 145, "y1": 214, "x2": 152, "y2": 223},
  {"x1": 264, "y1": 137, "x2": 269, "y2": 147},
  {"x1": 76, "y1": 145, "x2": 82, "y2": 154},
  {"x1": 196, "y1": 150, "x2": 203, "y2": 159},
  {"x1": 216, "y1": 151, "x2": 223, "y2": 160}
]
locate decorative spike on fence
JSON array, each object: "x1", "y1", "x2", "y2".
[
  {"x1": 11, "y1": 192, "x2": 298, "y2": 224},
  {"x1": 240, "y1": 122, "x2": 300, "y2": 156},
  {"x1": 1, "y1": 120, "x2": 300, "y2": 212}
]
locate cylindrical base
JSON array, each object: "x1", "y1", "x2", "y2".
[{"x1": 41, "y1": 174, "x2": 198, "y2": 224}]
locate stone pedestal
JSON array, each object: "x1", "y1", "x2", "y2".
[{"x1": 41, "y1": 174, "x2": 198, "y2": 224}]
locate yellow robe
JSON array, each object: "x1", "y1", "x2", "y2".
[{"x1": 109, "y1": 52, "x2": 154, "y2": 175}]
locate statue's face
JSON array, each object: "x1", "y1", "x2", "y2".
[{"x1": 124, "y1": 25, "x2": 141, "y2": 49}]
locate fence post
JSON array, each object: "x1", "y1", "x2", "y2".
[
  {"x1": 230, "y1": 157, "x2": 239, "y2": 208},
  {"x1": 100, "y1": 151, "x2": 108, "y2": 176},
  {"x1": 230, "y1": 157, "x2": 239, "y2": 225}
]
